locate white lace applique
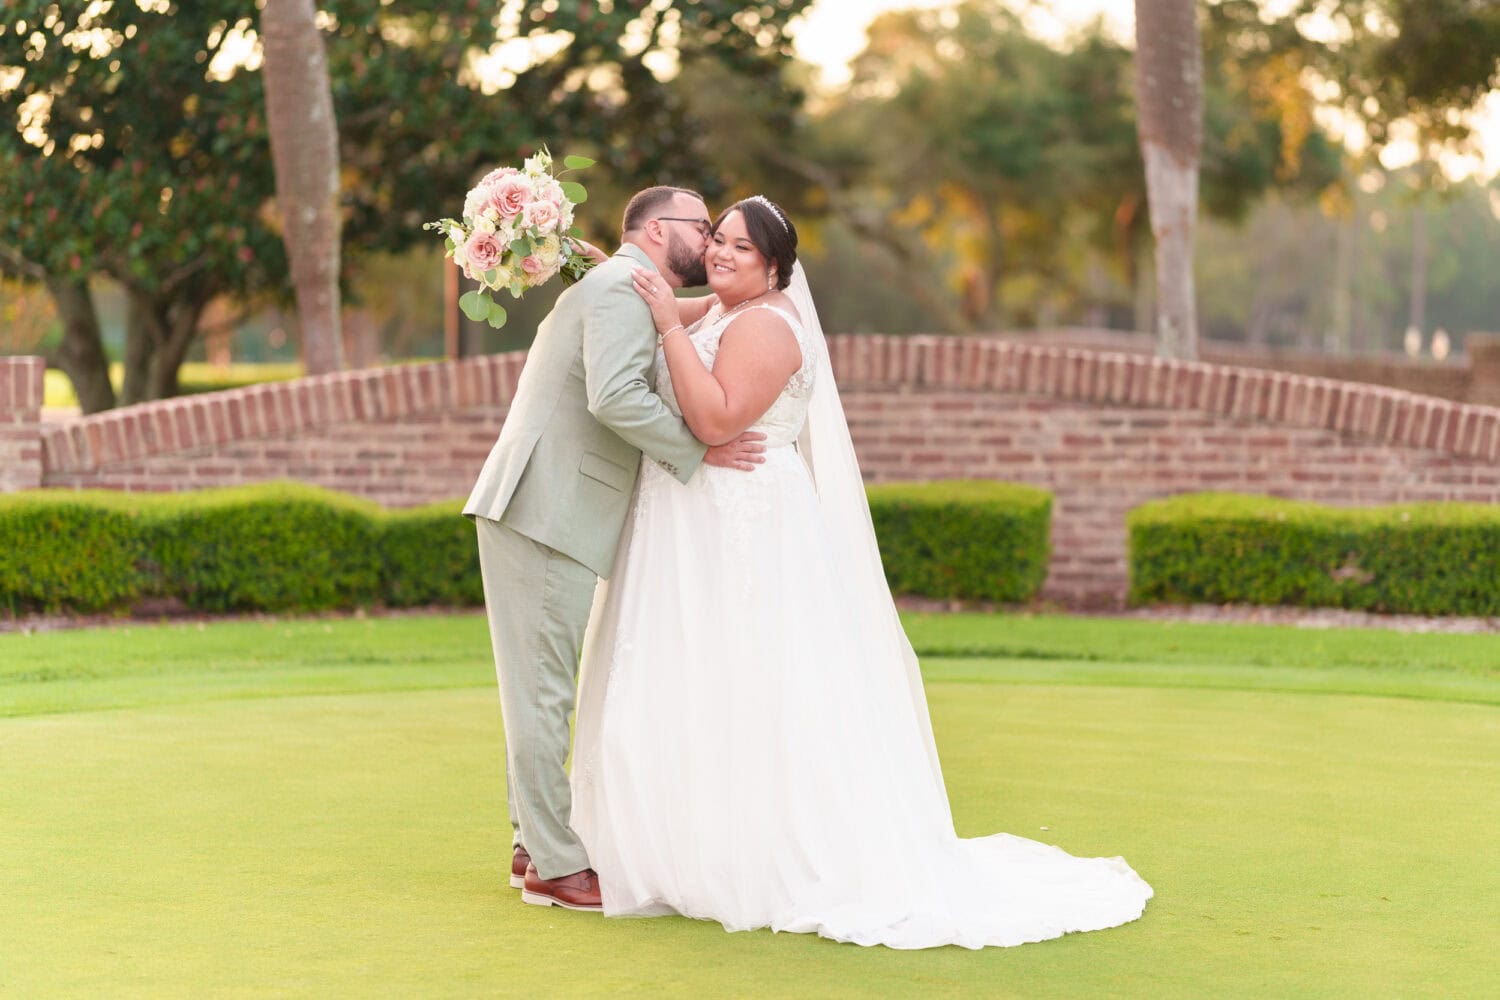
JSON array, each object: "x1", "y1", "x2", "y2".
[{"x1": 654, "y1": 303, "x2": 815, "y2": 448}]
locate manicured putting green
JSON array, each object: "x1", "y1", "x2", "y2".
[{"x1": 1, "y1": 615, "x2": 1496, "y2": 997}]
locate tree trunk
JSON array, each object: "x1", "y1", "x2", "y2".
[
  {"x1": 1132, "y1": 243, "x2": 1153, "y2": 335},
  {"x1": 1408, "y1": 202, "x2": 1427, "y2": 337},
  {"x1": 1329, "y1": 200, "x2": 1353, "y2": 353},
  {"x1": 44, "y1": 276, "x2": 116, "y2": 414},
  {"x1": 1133, "y1": 0, "x2": 1204, "y2": 360},
  {"x1": 121, "y1": 287, "x2": 210, "y2": 404},
  {"x1": 121, "y1": 288, "x2": 155, "y2": 406},
  {"x1": 261, "y1": 0, "x2": 344, "y2": 375}
]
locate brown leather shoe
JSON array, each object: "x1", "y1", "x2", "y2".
[
  {"x1": 520, "y1": 864, "x2": 603, "y2": 912},
  {"x1": 510, "y1": 845, "x2": 531, "y2": 889}
]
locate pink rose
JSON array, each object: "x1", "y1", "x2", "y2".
[
  {"x1": 488, "y1": 175, "x2": 531, "y2": 218},
  {"x1": 480, "y1": 166, "x2": 519, "y2": 186},
  {"x1": 465, "y1": 231, "x2": 504, "y2": 275},
  {"x1": 520, "y1": 255, "x2": 544, "y2": 276},
  {"x1": 524, "y1": 199, "x2": 560, "y2": 232}
]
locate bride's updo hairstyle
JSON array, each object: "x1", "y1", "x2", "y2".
[{"x1": 714, "y1": 195, "x2": 798, "y2": 291}]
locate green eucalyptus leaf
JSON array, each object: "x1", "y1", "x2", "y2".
[
  {"x1": 459, "y1": 291, "x2": 490, "y2": 322},
  {"x1": 559, "y1": 181, "x2": 588, "y2": 204},
  {"x1": 563, "y1": 154, "x2": 596, "y2": 169},
  {"x1": 486, "y1": 299, "x2": 508, "y2": 328}
]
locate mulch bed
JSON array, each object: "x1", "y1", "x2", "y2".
[{"x1": 5, "y1": 597, "x2": 1497, "y2": 635}]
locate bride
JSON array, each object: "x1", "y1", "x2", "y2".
[{"x1": 568, "y1": 195, "x2": 1152, "y2": 949}]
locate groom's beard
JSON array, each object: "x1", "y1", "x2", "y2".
[{"x1": 667, "y1": 233, "x2": 708, "y2": 287}]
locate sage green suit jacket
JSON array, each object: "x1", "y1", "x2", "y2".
[{"x1": 462, "y1": 244, "x2": 706, "y2": 578}]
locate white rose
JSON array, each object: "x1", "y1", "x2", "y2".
[{"x1": 536, "y1": 234, "x2": 561, "y2": 267}]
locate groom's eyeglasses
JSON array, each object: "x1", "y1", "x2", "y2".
[{"x1": 655, "y1": 217, "x2": 713, "y2": 239}]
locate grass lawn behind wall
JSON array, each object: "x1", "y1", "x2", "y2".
[{"x1": 1, "y1": 613, "x2": 1496, "y2": 998}]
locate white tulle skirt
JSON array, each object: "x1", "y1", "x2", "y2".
[{"x1": 569, "y1": 446, "x2": 1152, "y2": 949}]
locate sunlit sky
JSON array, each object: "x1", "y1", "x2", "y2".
[{"x1": 788, "y1": 0, "x2": 1500, "y2": 182}]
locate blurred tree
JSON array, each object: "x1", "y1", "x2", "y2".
[
  {"x1": 1288, "y1": 0, "x2": 1500, "y2": 161},
  {"x1": 261, "y1": 0, "x2": 343, "y2": 375},
  {"x1": 822, "y1": 5, "x2": 1147, "y2": 330},
  {"x1": 0, "y1": 1, "x2": 809, "y2": 411},
  {"x1": 1134, "y1": 0, "x2": 1204, "y2": 359},
  {"x1": 791, "y1": 1, "x2": 1337, "y2": 336}
]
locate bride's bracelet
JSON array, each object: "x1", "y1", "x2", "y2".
[{"x1": 658, "y1": 324, "x2": 685, "y2": 346}]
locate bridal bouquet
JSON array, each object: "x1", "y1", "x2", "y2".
[{"x1": 424, "y1": 148, "x2": 597, "y2": 328}]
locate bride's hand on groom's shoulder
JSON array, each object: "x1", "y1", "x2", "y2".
[
  {"x1": 703, "y1": 431, "x2": 767, "y2": 472},
  {"x1": 631, "y1": 267, "x2": 683, "y2": 336}
]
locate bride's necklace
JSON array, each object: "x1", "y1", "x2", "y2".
[{"x1": 709, "y1": 291, "x2": 775, "y2": 327}]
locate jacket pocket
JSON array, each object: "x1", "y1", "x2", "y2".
[{"x1": 579, "y1": 452, "x2": 631, "y2": 492}]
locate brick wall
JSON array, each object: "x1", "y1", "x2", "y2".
[
  {"x1": 26, "y1": 338, "x2": 1500, "y2": 606},
  {"x1": 1009, "y1": 328, "x2": 1500, "y2": 407},
  {"x1": 0, "y1": 357, "x2": 44, "y2": 493},
  {"x1": 39, "y1": 355, "x2": 527, "y2": 507},
  {"x1": 822, "y1": 338, "x2": 1500, "y2": 604}
]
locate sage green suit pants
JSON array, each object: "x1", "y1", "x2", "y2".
[{"x1": 476, "y1": 517, "x2": 596, "y2": 880}]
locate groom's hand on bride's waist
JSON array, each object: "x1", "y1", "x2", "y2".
[{"x1": 704, "y1": 431, "x2": 767, "y2": 472}]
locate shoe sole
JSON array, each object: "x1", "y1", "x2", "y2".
[
  {"x1": 509, "y1": 873, "x2": 525, "y2": 889},
  {"x1": 520, "y1": 889, "x2": 603, "y2": 912}
]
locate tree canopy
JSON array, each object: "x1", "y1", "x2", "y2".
[{"x1": 0, "y1": 1, "x2": 810, "y2": 410}]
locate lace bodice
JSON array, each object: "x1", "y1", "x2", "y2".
[{"x1": 652, "y1": 302, "x2": 816, "y2": 448}]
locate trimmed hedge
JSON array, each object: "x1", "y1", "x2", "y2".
[
  {"x1": 1128, "y1": 491, "x2": 1500, "y2": 615},
  {"x1": 0, "y1": 491, "x2": 144, "y2": 613},
  {"x1": 135, "y1": 484, "x2": 383, "y2": 612},
  {"x1": 868, "y1": 480, "x2": 1052, "y2": 603},
  {"x1": 379, "y1": 499, "x2": 484, "y2": 608},
  {"x1": 0, "y1": 479, "x2": 1053, "y2": 614}
]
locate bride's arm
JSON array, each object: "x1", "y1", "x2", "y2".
[
  {"x1": 657, "y1": 311, "x2": 801, "y2": 446},
  {"x1": 674, "y1": 293, "x2": 718, "y2": 327}
]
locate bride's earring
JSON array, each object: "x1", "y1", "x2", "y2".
[{"x1": 767, "y1": 271, "x2": 776, "y2": 291}]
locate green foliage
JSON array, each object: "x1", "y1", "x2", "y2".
[
  {"x1": 378, "y1": 500, "x2": 482, "y2": 608},
  {"x1": 0, "y1": 3, "x2": 283, "y2": 291},
  {"x1": 1128, "y1": 492, "x2": 1500, "y2": 615},
  {"x1": 0, "y1": 492, "x2": 143, "y2": 613},
  {"x1": 1, "y1": 1, "x2": 810, "y2": 404},
  {"x1": 809, "y1": 0, "x2": 1342, "y2": 331},
  {"x1": 135, "y1": 484, "x2": 383, "y2": 612},
  {"x1": 0, "y1": 480, "x2": 1053, "y2": 614},
  {"x1": 1281, "y1": 0, "x2": 1500, "y2": 154},
  {"x1": 867, "y1": 480, "x2": 1052, "y2": 603}
]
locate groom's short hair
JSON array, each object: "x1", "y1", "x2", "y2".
[{"x1": 622, "y1": 185, "x2": 702, "y2": 236}]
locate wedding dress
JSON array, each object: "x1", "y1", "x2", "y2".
[{"x1": 569, "y1": 266, "x2": 1152, "y2": 948}]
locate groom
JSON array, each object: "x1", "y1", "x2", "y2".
[{"x1": 464, "y1": 185, "x2": 763, "y2": 911}]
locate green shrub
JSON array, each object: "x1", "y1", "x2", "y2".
[
  {"x1": 867, "y1": 480, "x2": 1052, "y2": 603},
  {"x1": 136, "y1": 483, "x2": 382, "y2": 612},
  {"x1": 0, "y1": 479, "x2": 1055, "y2": 615},
  {"x1": 1128, "y1": 492, "x2": 1500, "y2": 615},
  {"x1": 0, "y1": 491, "x2": 145, "y2": 613},
  {"x1": 378, "y1": 500, "x2": 483, "y2": 607}
]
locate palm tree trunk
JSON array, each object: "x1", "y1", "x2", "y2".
[
  {"x1": 261, "y1": 0, "x2": 344, "y2": 375},
  {"x1": 1133, "y1": 0, "x2": 1204, "y2": 359},
  {"x1": 1408, "y1": 202, "x2": 1427, "y2": 337}
]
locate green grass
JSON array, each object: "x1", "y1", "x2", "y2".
[
  {"x1": 2, "y1": 613, "x2": 1497, "y2": 997},
  {"x1": 43, "y1": 362, "x2": 305, "y2": 409}
]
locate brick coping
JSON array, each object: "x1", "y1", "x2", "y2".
[{"x1": 38, "y1": 336, "x2": 1500, "y2": 474}]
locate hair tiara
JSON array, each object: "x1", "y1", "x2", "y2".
[{"x1": 746, "y1": 194, "x2": 790, "y2": 233}]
